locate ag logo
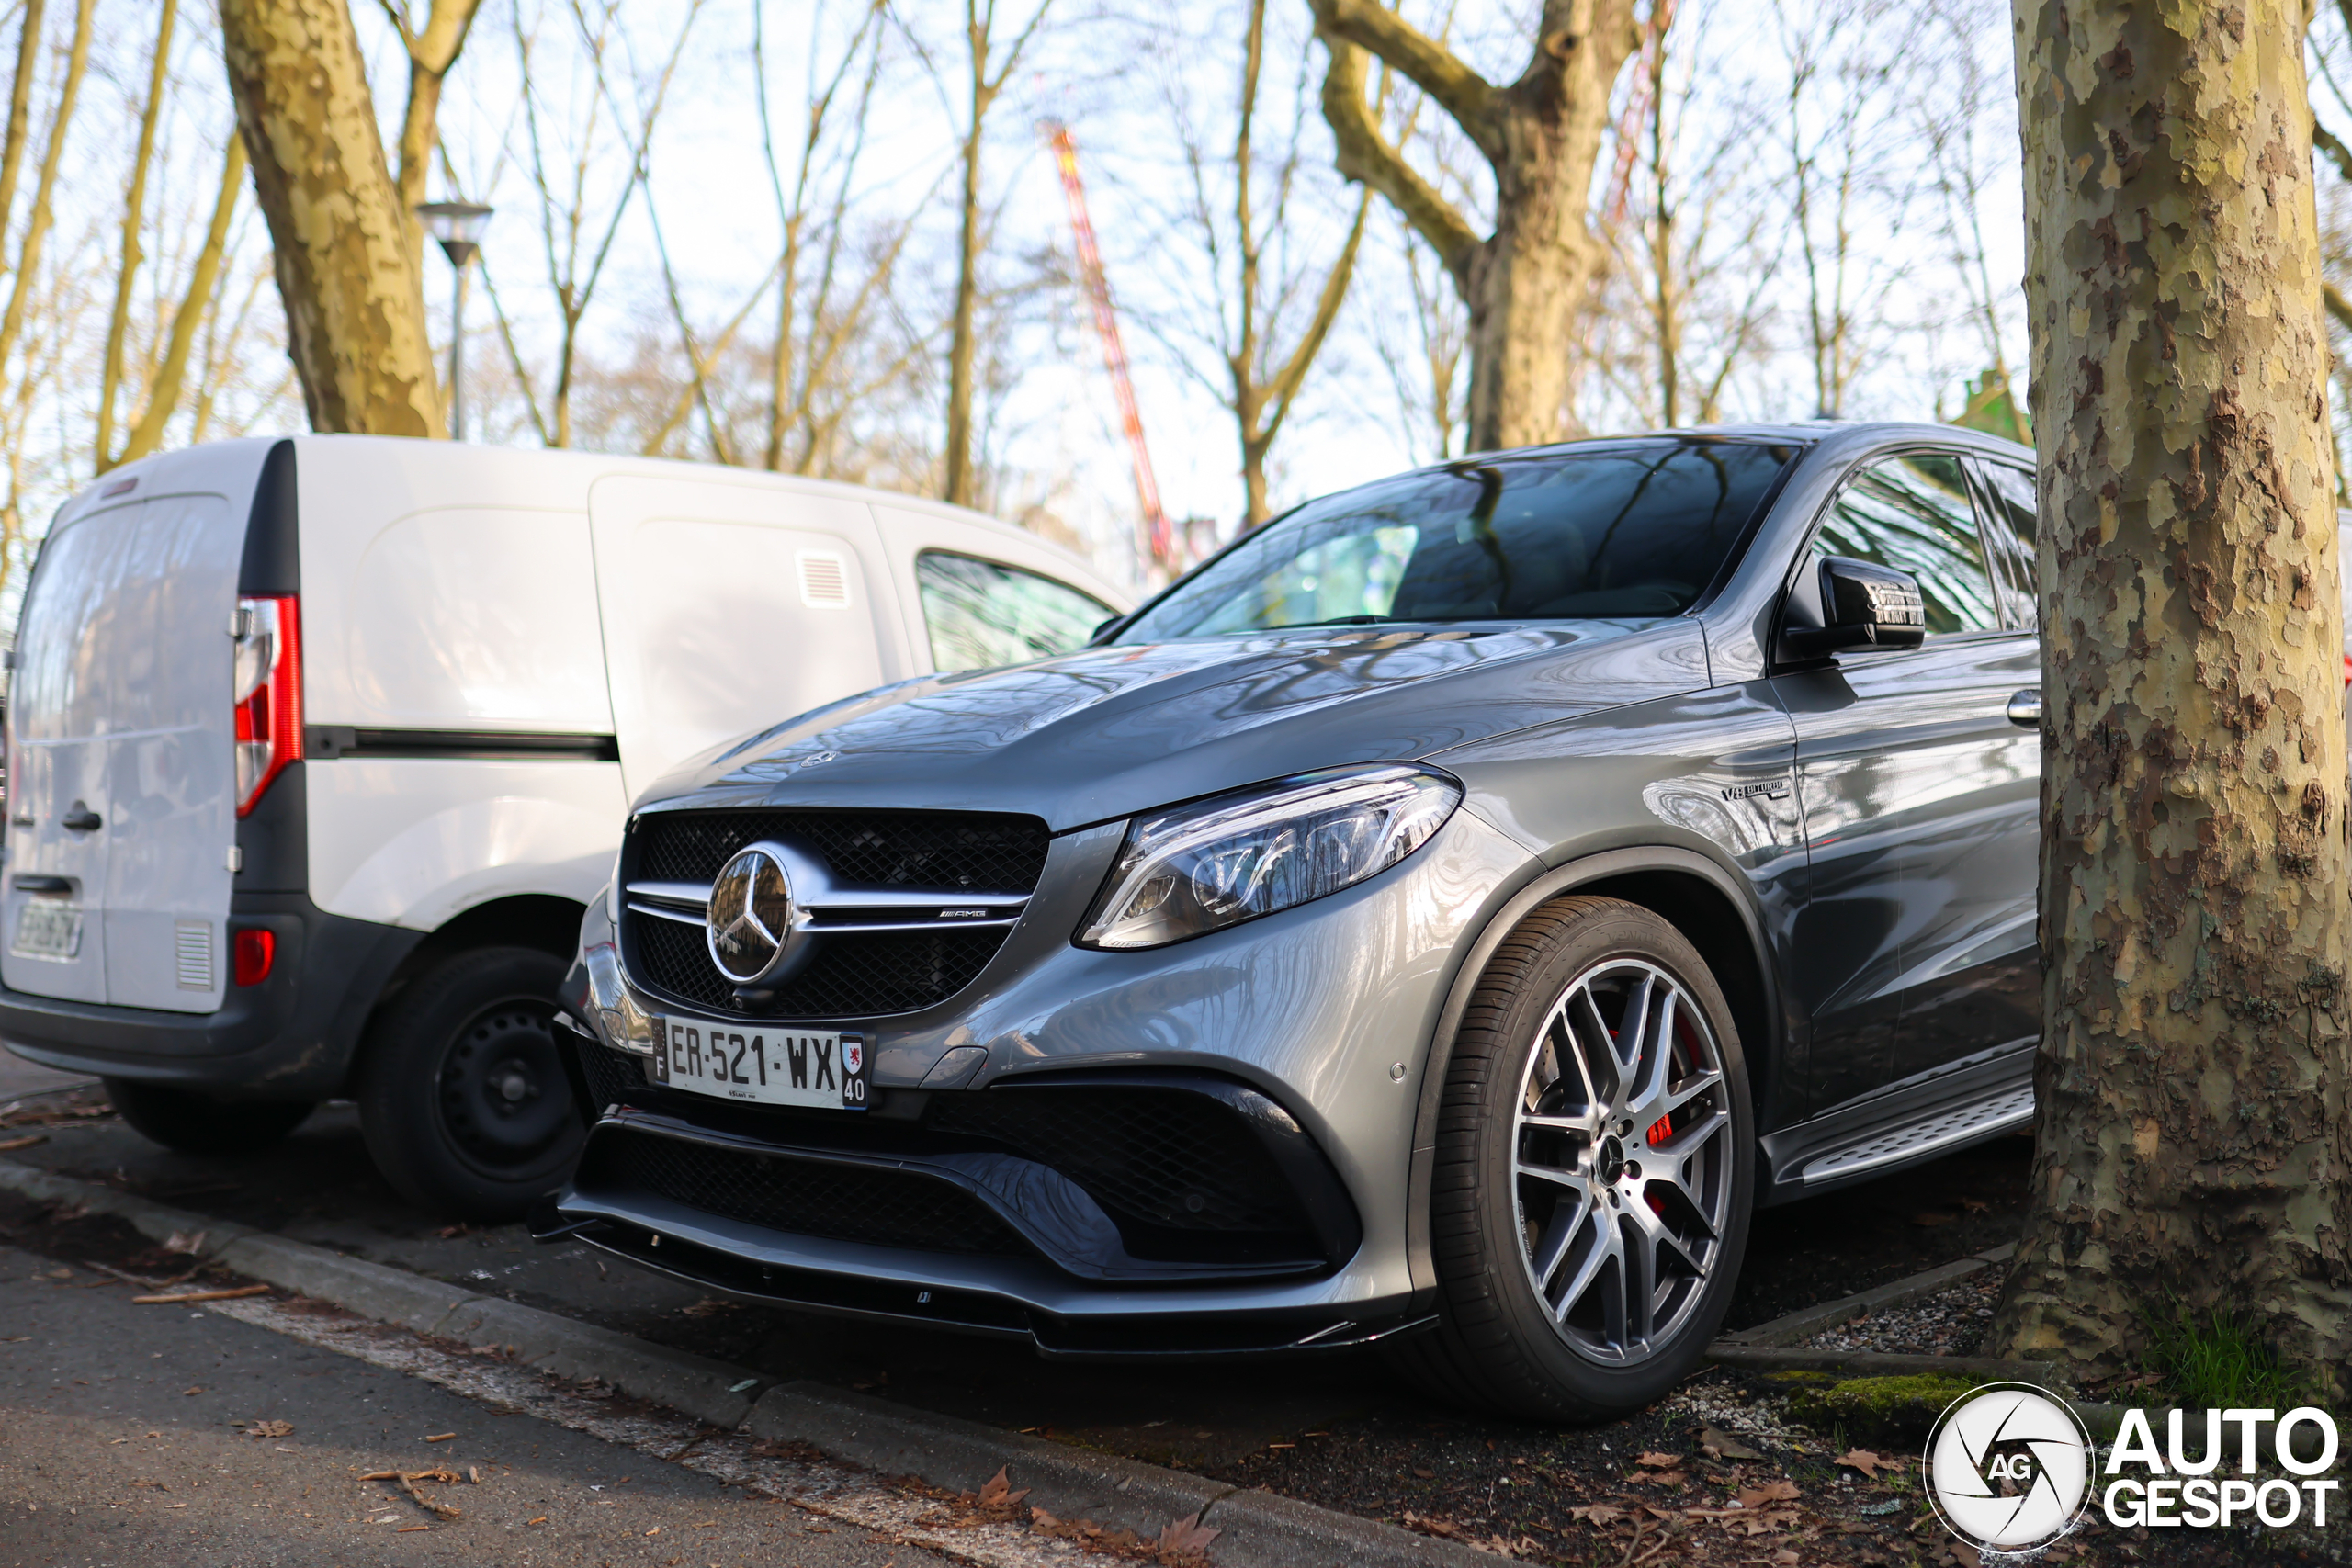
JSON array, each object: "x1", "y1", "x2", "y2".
[{"x1": 1923, "y1": 1382, "x2": 2092, "y2": 1551}]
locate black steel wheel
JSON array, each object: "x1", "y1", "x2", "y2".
[
  {"x1": 357, "y1": 946, "x2": 583, "y2": 1221},
  {"x1": 1389, "y1": 895, "x2": 1754, "y2": 1421}
]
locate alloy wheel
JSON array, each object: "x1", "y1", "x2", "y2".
[{"x1": 1512, "y1": 957, "x2": 1735, "y2": 1366}]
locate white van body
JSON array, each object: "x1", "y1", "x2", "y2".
[{"x1": 0, "y1": 436, "x2": 1125, "y2": 1206}]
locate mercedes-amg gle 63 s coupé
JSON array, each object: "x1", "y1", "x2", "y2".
[{"x1": 541, "y1": 422, "x2": 2046, "y2": 1419}]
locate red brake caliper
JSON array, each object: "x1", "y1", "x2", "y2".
[{"x1": 1644, "y1": 1115, "x2": 1672, "y2": 1215}]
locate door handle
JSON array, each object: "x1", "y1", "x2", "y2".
[
  {"x1": 2006, "y1": 690, "x2": 2043, "y2": 727},
  {"x1": 11, "y1": 874, "x2": 70, "y2": 894},
  {"x1": 60, "y1": 802, "x2": 100, "y2": 832}
]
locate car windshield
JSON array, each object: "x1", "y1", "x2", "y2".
[{"x1": 1114, "y1": 439, "x2": 1798, "y2": 642}]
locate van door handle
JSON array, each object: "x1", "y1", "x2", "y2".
[
  {"x1": 2006, "y1": 690, "x2": 2043, "y2": 727},
  {"x1": 11, "y1": 874, "x2": 70, "y2": 894},
  {"x1": 60, "y1": 803, "x2": 100, "y2": 832}
]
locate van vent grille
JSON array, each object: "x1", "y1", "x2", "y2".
[
  {"x1": 173, "y1": 921, "x2": 212, "y2": 991},
  {"x1": 797, "y1": 551, "x2": 850, "y2": 608}
]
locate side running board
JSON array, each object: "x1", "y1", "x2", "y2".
[{"x1": 1799, "y1": 1082, "x2": 2034, "y2": 1186}]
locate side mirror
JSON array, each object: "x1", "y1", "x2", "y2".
[{"x1": 1782, "y1": 556, "x2": 1927, "y2": 657}]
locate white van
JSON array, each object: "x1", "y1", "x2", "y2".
[{"x1": 0, "y1": 436, "x2": 1125, "y2": 1216}]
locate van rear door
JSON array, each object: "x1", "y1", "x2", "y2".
[
  {"x1": 99, "y1": 489, "x2": 242, "y2": 1010},
  {"x1": 2, "y1": 487, "x2": 242, "y2": 1012}
]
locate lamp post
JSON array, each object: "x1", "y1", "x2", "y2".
[{"x1": 414, "y1": 201, "x2": 493, "y2": 441}]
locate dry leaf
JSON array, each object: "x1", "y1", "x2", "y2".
[
  {"x1": 1700, "y1": 1424, "x2": 1762, "y2": 1461},
  {"x1": 1399, "y1": 1510, "x2": 1464, "y2": 1540},
  {"x1": 1837, "y1": 1448, "x2": 1894, "y2": 1479},
  {"x1": 1411, "y1": 1466, "x2": 1435, "y2": 1478},
  {"x1": 972, "y1": 1466, "x2": 1028, "y2": 1510},
  {"x1": 1157, "y1": 1509, "x2": 1221, "y2": 1558},
  {"x1": 1737, "y1": 1479, "x2": 1800, "y2": 1508},
  {"x1": 1634, "y1": 1450, "x2": 1682, "y2": 1470},
  {"x1": 247, "y1": 1420, "x2": 292, "y2": 1438},
  {"x1": 161, "y1": 1230, "x2": 207, "y2": 1255},
  {"x1": 1567, "y1": 1503, "x2": 1624, "y2": 1524}
]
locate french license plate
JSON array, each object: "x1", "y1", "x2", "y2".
[
  {"x1": 10, "y1": 900, "x2": 80, "y2": 959},
  {"x1": 649, "y1": 1016, "x2": 867, "y2": 1110}
]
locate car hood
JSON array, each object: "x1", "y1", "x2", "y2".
[{"x1": 637, "y1": 619, "x2": 1712, "y2": 831}]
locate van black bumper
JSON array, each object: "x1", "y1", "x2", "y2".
[{"x1": 0, "y1": 894, "x2": 420, "y2": 1100}]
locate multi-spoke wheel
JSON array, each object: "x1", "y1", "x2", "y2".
[{"x1": 1390, "y1": 896, "x2": 1753, "y2": 1420}]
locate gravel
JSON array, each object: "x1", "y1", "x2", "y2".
[{"x1": 1797, "y1": 1270, "x2": 2003, "y2": 1356}]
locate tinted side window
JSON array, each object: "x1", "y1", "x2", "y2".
[
  {"x1": 1812, "y1": 454, "x2": 1998, "y2": 636},
  {"x1": 917, "y1": 551, "x2": 1113, "y2": 673},
  {"x1": 1970, "y1": 460, "x2": 2039, "y2": 632}
]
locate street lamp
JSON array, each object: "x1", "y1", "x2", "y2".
[{"x1": 415, "y1": 200, "x2": 493, "y2": 441}]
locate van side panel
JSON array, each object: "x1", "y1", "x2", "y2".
[
  {"x1": 585, "y1": 476, "x2": 905, "y2": 796},
  {"x1": 305, "y1": 759, "x2": 626, "y2": 930}
]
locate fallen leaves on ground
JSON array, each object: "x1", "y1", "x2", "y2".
[
  {"x1": 1699, "y1": 1425, "x2": 1762, "y2": 1461},
  {"x1": 917, "y1": 1465, "x2": 1031, "y2": 1529},
  {"x1": 1568, "y1": 1503, "x2": 1624, "y2": 1525},
  {"x1": 1635, "y1": 1451, "x2": 1682, "y2": 1470},
  {"x1": 161, "y1": 1229, "x2": 207, "y2": 1255},
  {"x1": 1738, "y1": 1479, "x2": 1800, "y2": 1508},
  {"x1": 1155, "y1": 1510, "x2": 1219, "y2": 1559},
  {"x1": 246, "y1": 1420, "x2": 293, "y2": 1438},
  {"x1": 1836, "y1": 1449, "x2": 1894, "y2": 1479}
]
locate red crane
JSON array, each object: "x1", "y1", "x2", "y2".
[{"x1": 1043, "y1": 121, "x2": 1174, "y2": 570}]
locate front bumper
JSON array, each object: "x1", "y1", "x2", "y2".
[{"x1": 540, "y1": 806, "x2": 1537, "y2": 1353}]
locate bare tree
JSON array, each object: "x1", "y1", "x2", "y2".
[
  {"x1": 0, "y1": 0, "x2": 92, "y2": 386},
  {"x1": 1771, "y1": 0, "x2": 1916, "y2": 420},
  {"x1": 112, "y1": 137, "x2": 250, "y2": 468},
  {"x1": 374, "y1": 0, "x2": 490, "y2": 269},
  {"x1": 219, "y1": 0, "x2": 441, "y2": 435},
  {"x1": 1309, "y1": 0, "x2": 1640, "y2": 451},
  {"x1": 907, "y1": 0, "x2": 1053, "y2": 507},
  {"x1": 1996, "y1": 0, "x2": 2352, "y2": 1394},
  {"x1": 498, "y1": 0, "x2": 701, "y2": 447},
  {"x1": 95, "y1": 0, "x2": 178, "y2": 473},
  {"x1": 1145, "y1": 0, "x2": 1370, "y2": 526}
]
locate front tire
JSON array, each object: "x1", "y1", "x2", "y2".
[
  {"x1": 104, "y1": 1079, "x2": 313, "y2": 1156},
  {"x1": 357, "y1": 947, "x2": 583, "y2": 1222},
  {"x1": 1391, "y1": 896, "x2": 1754, "y2": 1421}
]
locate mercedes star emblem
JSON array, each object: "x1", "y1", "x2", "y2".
[{"x1": 707, "y1": 845, "x2": 797, "y2": 986}]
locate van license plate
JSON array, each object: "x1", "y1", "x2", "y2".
[
  {"x1": 10, "y1": 900, "x2": 81, "y2": 959},
  {"x1": 649, "y1": 1017, "x2": 866, "y2": 1110}
]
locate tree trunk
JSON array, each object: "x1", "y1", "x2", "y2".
[
  {"x1": 943, "y1": 112, "x2": 984, "y2": 507},
  {"x1": 1313, "y1": 0, "x2": 1635, "y2": 454},
  {"x1": 219, "y1": 0, "x2": 442, "y2": 437},
  {"x1": 1995, "y1": 0, "x2": 2352, "y2": 1393}
]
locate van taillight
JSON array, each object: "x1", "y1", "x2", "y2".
[
  {"x1": 232, "y1": 594, "x2": 302, "y2": 817},
  {"x1": 232, "y1": 929, "x2": 275, "y2": 986}
]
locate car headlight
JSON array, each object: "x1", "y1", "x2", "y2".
[{"x1": 1079, "y1": 764, "x2": 1462, "y2": 950}]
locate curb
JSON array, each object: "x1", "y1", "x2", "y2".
[
  {"x1": 0, "y1": 1157, "x2": 1496, "y2": 1566},
  {"x1": 1714, "y1": 1241, "x2": 2018, "y2": 1350}
]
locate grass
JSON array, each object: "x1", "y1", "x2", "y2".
[{"x1": 2137, "y1": 1298, "x2": 2304, "y2": 1410}]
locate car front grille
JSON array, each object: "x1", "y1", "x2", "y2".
[
  {"x1": 586, "y1": 1127, "x2": 1031, "y2": 1258},
  {"x1": 621, "y1": 809, "x2": 1049, "y2": 1020},
  {"x1": 927, "y1": 1088, "x2": 1312, "y2": 1238}
]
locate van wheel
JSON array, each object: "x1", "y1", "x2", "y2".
[
  {"x1": 357, "y1": 947, "x2": 583, "y2": 1222},
  {"x1": 103, "y1": 1080, "x2": 314, "y2": 1156},
  {"x1": 1387, "y1": 896, "x2": 1754, "y2": 1422}
]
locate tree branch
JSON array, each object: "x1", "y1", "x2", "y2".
[
  {"x1": 1316, "y1": 31, "x2": 1478, "y2": 283},
  {"x1": 2327, "y1": 278, "x2": 2352, "y2": 333},
  {"x1": 112, "y1": 137, "x2": 247, "y2": 468},
  {"x1": 2317, "y1": 114, "x2": 2352, "y2": 185},
  {"x1": 1308, "y1": 0, "x2": 1498, "y2": 159}
]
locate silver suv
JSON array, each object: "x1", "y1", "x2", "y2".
[{"x1": 543, "y1": 423, "x2": 2044, "y2": 1419}]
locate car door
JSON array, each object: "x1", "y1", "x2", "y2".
[{"x1": 1772, "y1": 450, "x2": 2039, "y2": 1114}]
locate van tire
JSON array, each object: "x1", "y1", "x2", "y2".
[
  {"x1": 357, "y1": 947, "x2": 584, "y2": 1222},
  {"x1": 103, "y1": 1080, "x2": 314, "y2": 1156}
]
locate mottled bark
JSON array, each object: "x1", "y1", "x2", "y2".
[
  {"x1": 219, "y1": 0, "x2": 442, "y2": 437},
  {"x1": 1996, "y1": 0, "x2": 2352, "y2": 1393},
  {"x1": 1312, "y1": 0, "x2": 1638, "y2": 451}
]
